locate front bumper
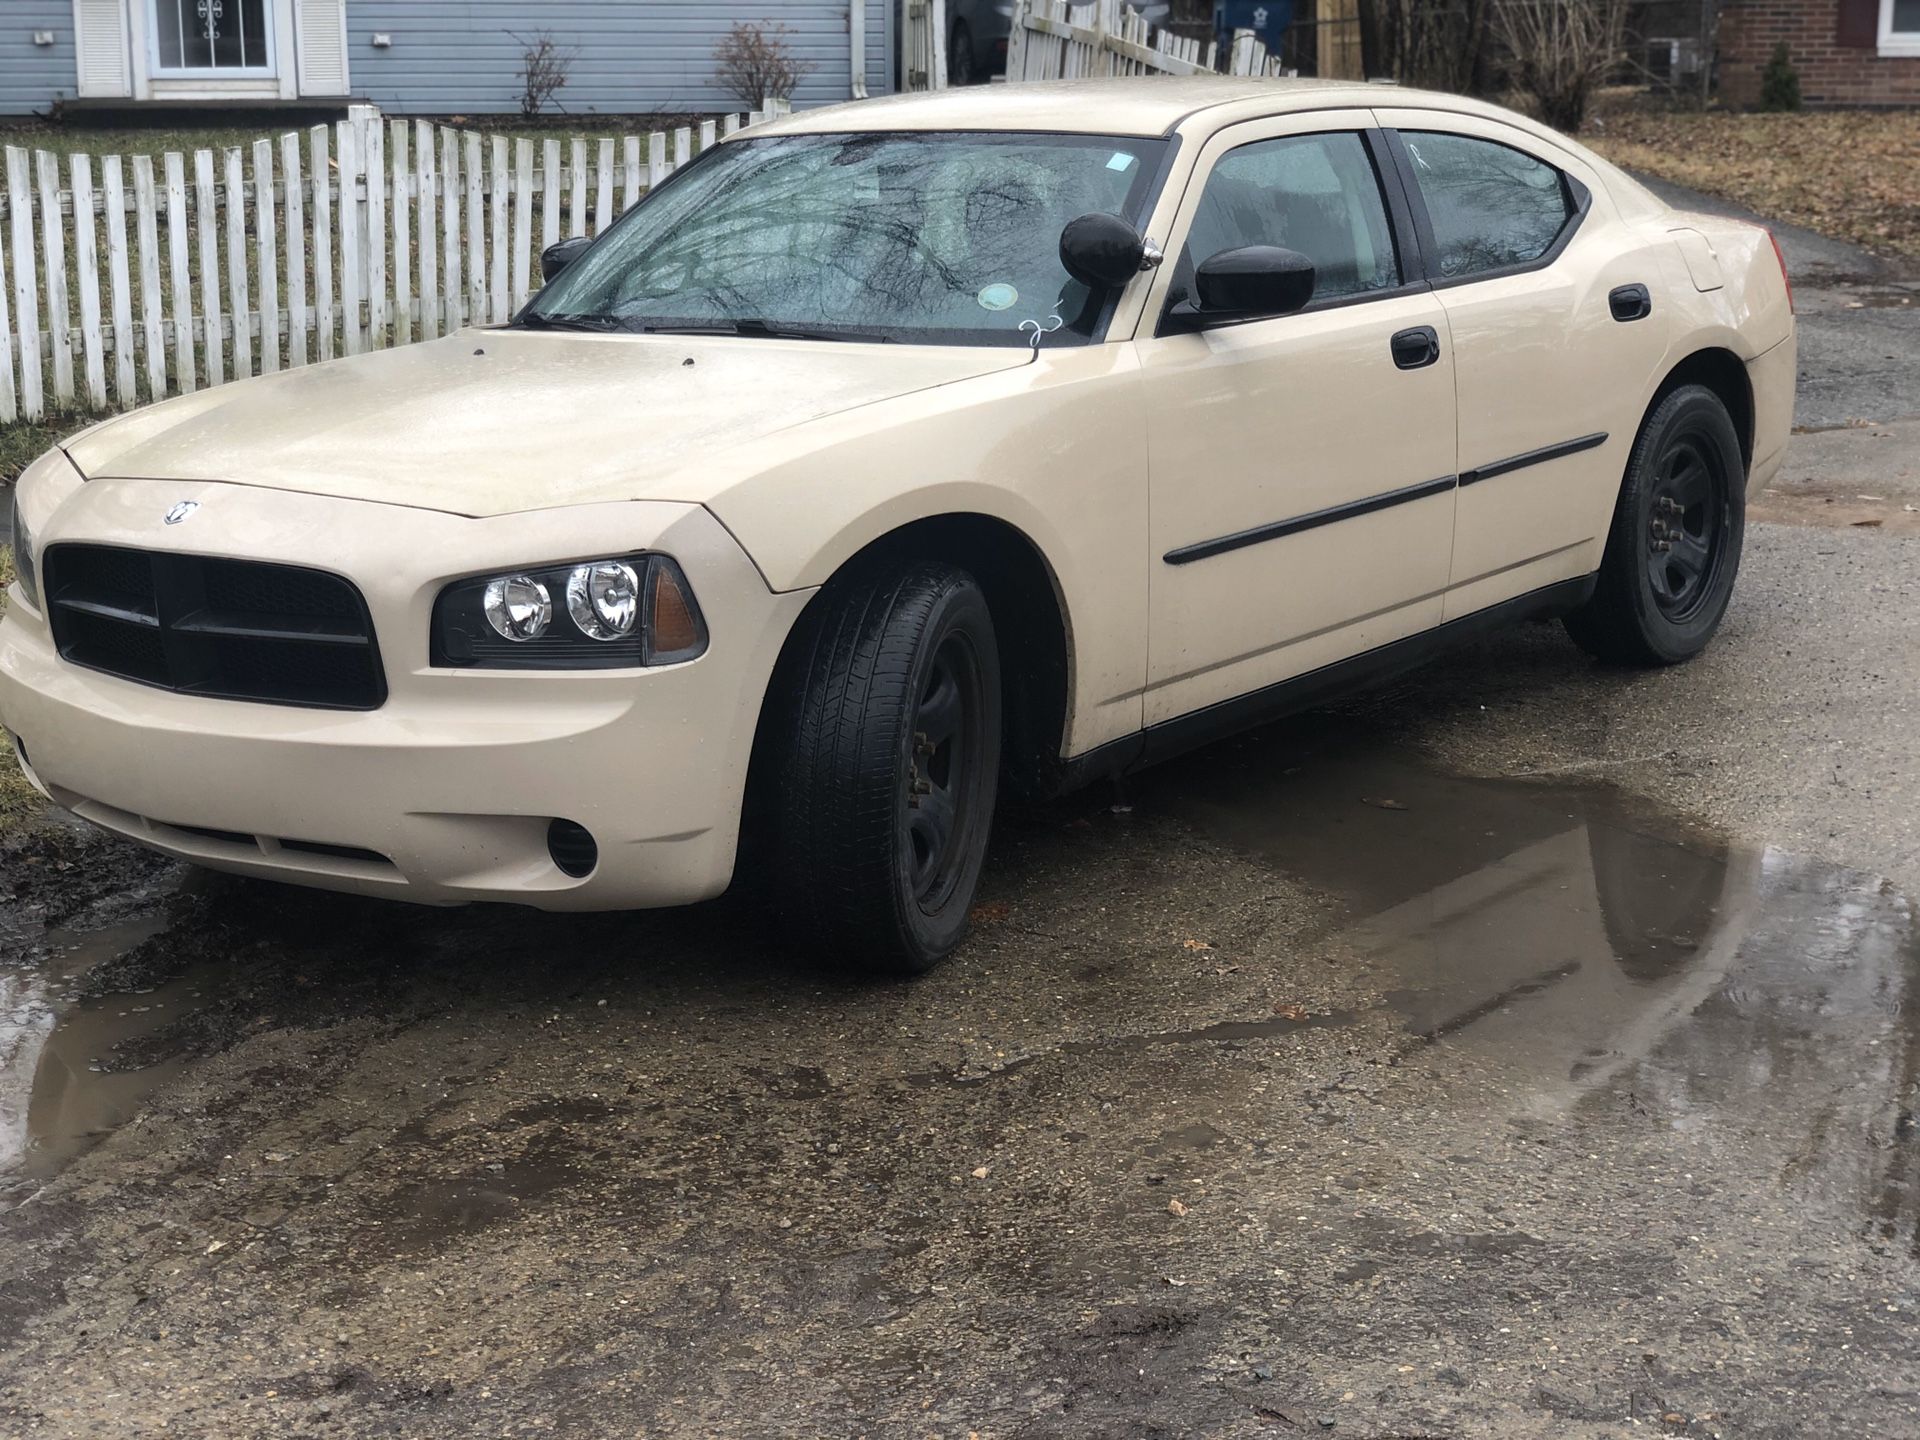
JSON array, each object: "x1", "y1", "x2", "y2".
[{"x1": 0, "y1": 473, "x2": 810, "y2": 909}]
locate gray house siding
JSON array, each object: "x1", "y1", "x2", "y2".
[
  {"x1": 344, "y1": 0, "x2": 893, "y2": 114},
  {"x1": 1, "y1": 4, "x2": 79, "y2": 115}
]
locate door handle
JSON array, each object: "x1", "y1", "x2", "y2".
[
  {"x1": 1390, "y1": 326, "x2": 1440, "y2": 370},
  {"x1": 1609, "y1": 283, "x2": 1652, "y2": 322}
]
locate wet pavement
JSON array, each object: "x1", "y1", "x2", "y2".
[
  {"x1": 3, "y1": 180, "x2": 1920, "y2": 1436},
  {"x1": 1, "y1": 714, "x2": 1917, "y2": 1437}
]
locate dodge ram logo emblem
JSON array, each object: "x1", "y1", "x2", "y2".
[{"x1": 163, "y1": 501, "x2": 200, "y2": 525}]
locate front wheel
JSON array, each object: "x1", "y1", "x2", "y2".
[
  {"x1": 764, "y1": 564, "x2": 1001, "y2": 976},
  {"x1": 1564, "y1": 383, "x2": 1746, "y2": 666}
]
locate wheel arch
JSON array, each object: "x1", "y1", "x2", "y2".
[
  {"x1": 746, "y1": 511, "x2": 1076, "y2": 808},
  {"x1": 1648, "y1": 346, "x2": 1754, "y2": 470}
]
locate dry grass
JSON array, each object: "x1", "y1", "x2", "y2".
[{"x1": 1584, "y1": 104, "x2": 1920, "y2": 259}]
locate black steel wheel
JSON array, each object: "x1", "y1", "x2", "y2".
[
  {"x1": 762, "y1": 563, "x2": 1001, "y2": 976},
  {"x1": 1565, "y1": 384, "x2": 1746, "y2": 666}
]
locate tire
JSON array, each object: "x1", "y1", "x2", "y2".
[
  {"x1": 948, "y1": 22, "x2": 976, "y2": 86},
  {"x1": 1564, "y1": 384, "x2": 1746, "y2": 667},
  {"x1": 764, "y1": 564, "x2": 1002, "y2": 977}
]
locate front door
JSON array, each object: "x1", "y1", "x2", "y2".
[{"x1": 1132, "y1": 113, "x2": 1458, "y2": 727}]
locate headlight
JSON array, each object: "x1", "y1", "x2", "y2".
[
  {"x1": 7, "y1": 487, "x2": 37, "y2": 611},
  {"x1": 434, "y1": 554, "x2": 707, "y2": 669}
]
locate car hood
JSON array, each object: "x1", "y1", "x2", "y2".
[{"x1": 62, "y1": 329, "x2": 1030, "y2": 516}]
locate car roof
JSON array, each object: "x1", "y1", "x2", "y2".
[{"x1": 747, "y1": 75, "x2": 1520, "y2": 141}]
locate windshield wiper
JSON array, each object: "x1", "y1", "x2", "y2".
[
  {"x1": 515, "y1": 311, "x2": 633, "y2": 333},
  {"x1": 637, "y1": 319, "x2": 892, "y2": 343}
]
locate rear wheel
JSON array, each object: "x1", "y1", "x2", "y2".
[
  {"x1": 1564, "y1": 384, "x2": 1745, "y2": 666},
  {"x1": 764, "y1": 564, "x2": 1001, "y2": 976}
]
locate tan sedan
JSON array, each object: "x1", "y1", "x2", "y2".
[{"x1": 1, "y1": 78, "x2": 1794, "y2": 973}]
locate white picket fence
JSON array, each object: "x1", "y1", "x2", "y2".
[
  {"x1": 1004, "y1": 0, "x2": 1295, "y2": 83},
  {"x1": 0, "y1": 101, "x2": 791, "y2": 425}
]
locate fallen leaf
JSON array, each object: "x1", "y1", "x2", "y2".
[
  {"x1": 1167, "y1": 1198, "x2": 1189, "y2": 1217},
  {"x1": 1182, "y1": 938, "x2": 1212, "y2": 951},
  {"x1": 1274, "y1": 1002, "x2": 1311, "y2": 1022},
  {"x1": 1361, "y1": 797, "x2": 1408, "y2": 811},
  {"x1": 205, "y1": 1240, "x2": 225, "y2": 1254},
  {"x1": 971, "y1": 1165, "x2": 991, "y2": 1180},
  {"x1": 1852, "y1": 518, "x2": 1884, "y2": 527}
]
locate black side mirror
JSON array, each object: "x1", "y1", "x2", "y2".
[
  {"x1": 1059, "y1": 212, "x2": 1146, "y2": 290},
  {"x1": 541, "y1": 236, "x2": 593, "y2": 283},
  {"x1": 1188, "y1": 245, "x2": 1316, "y2": 323}
]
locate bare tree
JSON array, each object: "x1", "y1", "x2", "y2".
[
  {"x1": 1359, "y1": 0, "x2": 1494, "y2": 94},
  {"x1": 511, "y1": 30, "x2": 574, "y2": 117},
  {"x1": 1493, "y1": 0, "x2": 1630, "y2": 131},
  {"x1": 713, "y1": 21, "x2": 813, "y2": 109}
]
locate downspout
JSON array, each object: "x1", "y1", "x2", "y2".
[{"x1": 850, "y1": 0, "x2": 869, "y2": 99}]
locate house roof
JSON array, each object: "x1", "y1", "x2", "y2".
[{"x1": 750, "y1": 75, "x2": 1508, "y2": 139}]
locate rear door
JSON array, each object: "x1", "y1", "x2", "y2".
[
  {"x1": 1372, "y1": 110, "x2": 1671, "y2": 619},
  {"x1": 1131, "y1": 112, "x2": 1458, "y2": 727}
]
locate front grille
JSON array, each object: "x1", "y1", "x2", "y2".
[{"x1": 43, "y1": 544, "x2": 386, "y2": 710}]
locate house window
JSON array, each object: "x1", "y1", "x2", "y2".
[
  {"x1": 152, "y1": 0, "x2": 273, "y2": 71},
  {"x1": 1885, "y1": 0, "x2": 1920, "y2": 55}
]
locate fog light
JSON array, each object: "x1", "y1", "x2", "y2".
[
  {"x1": 483, "y1": 575, "x2": 552, "y2": 641},
  {"x1": 547, "y1": 818, "x2": 598, "y2": 878}
]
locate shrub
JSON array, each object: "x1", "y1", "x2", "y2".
[
  {"x1": 511, "y1": 30, "x2": 574, "y2": 117},
  {"x1": 714, "y1": 21, "x2": 813, "y2": 109},
  {"x1": 1759, "y1": 43, "x2": 1803, "y2": 112},
  {"x1": 1493, "y1": 0, "x2": 1631, "y2": 132}
]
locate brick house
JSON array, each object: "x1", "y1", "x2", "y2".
[{"x1": 1718, "y1": 0, "x2": 1920, "y2": 106}]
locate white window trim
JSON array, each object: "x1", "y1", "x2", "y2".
[
  {"x1": 145, "y1": 0, "x2": 279, "y2": 78},
  {"x1": 1882, "y1": 0, "x2": 1920, "y2": 57}
]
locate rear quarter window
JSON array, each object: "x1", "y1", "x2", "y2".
[{"x1": 1400, "y1": 131, "x2": 1575, "y2": 280}]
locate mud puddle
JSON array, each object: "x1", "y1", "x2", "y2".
[
  {"x1": 1147, "y1": 720, "x2": 1920, "y2": 1244},
  {"x1": 0, "y1": 892, "x2": 208, "y2": 1193}
]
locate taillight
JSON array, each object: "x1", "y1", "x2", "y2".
[{"x1": 1767, "y1": 229, "x2": 1794, "y2": 314}]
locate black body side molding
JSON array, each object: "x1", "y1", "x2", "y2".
[
  {"x1": 1459, "y1": 432, "x2": 1608, "y2": 488},
  {"x1": 1046, "y1": 574, "x2": 1598, "y2": 796},
  {"x1": 1163, "y1": 474, "x2": 1456, "y2": 566}
]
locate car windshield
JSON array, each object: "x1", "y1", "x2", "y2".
[{"x1": 522, "y1": 130, "x2": 1169, "y2": 346}]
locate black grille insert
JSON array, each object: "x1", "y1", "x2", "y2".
[{"x1": 44, "y1": 544, "x2": 386, "y2": 710}]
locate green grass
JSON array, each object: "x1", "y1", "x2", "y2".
[{"x1": 2, "y1": 416, "x2": 78, "y2": 485}]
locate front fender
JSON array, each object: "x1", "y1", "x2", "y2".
[{"x1": 703, "y1": 344, "x2": 1152, "y2": 755}]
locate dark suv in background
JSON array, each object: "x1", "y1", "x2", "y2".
[{"x1": 948, "y1": 0, "x2": 1173, "y2": 83}]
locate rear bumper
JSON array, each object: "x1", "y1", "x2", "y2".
[
  {"x1": 0, "y1": 475, "x2": 810, "y2": 909},
  {"x1": 1746, "y1": 330, "x2": 1796, "y2": 496}
]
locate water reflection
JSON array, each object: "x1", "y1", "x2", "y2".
[{"x1": 1151, "y1": 723, "x2": 1920, "y2": 1251}]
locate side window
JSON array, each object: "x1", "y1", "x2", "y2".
[
  {"x1": 1399, "y1": 131, "x2": 1575, "y2": 280},
  {"x1": 1181, "y1": 131, "x2": 1400, "y2": 305}
]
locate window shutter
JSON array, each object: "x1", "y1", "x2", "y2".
[
  {"x1": 74, "y1": 0, "x2": 133, "y2": 97},
  {"x1": 296, "y1": 0, "x2": 351, "y2": 94},
  {"x1": 1835, "y1": 0, "x2": 1880, "y2": 46}
]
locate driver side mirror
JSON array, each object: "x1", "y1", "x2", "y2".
[
  {"x1": 1173, "y1": 245, "x2": 1316, "y2": 329},
  {"x1": 541, "y1": 236, "x2": 593, "y2": 283},
  {"x1": 1058, "y1": 212, "x2": 1151, "y2": 290}
]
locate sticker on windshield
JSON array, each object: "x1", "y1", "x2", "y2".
[
  {"x1": 1106, "y1": 151, "x2": 1136, "y2": 172},
  {"x1": 977, "y1": 282, "x2": 1020, "y2": 311}
]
